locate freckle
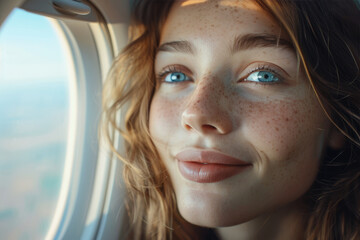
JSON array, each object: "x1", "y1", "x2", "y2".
[
  {"x1": 215, "y1": 4, "x2": 219, "y2": 8},
  {"x1": 285, "y1": 118, "x2": 289, "y2": 121},
  {"x1": 266, "y1": 121, "x2": 269, "y2": 124},
  {"x1": 275, "y1": 127, "x2": 279, "y2": 131}
]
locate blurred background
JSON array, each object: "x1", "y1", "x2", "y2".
[{"x1": 0, "y1": 9, "x2": 69, "y2": 239}]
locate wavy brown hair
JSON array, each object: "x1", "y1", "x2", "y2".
[{"x1": 102, "y1": 0, "x2": 360, "y2": 239}]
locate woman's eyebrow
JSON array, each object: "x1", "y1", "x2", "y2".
[
  {"x1": 231, "y1": 33, "x2": 294, "y2": 53},
  {"x1": 157, "y1": 33, "x2": 293, "y2": 54},
  {"x1": 157, "y1": 41, "x2": 194, "y2": 54}
]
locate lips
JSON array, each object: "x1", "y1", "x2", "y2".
[{"x1": 175, "y1": 149, "x2": 251, "y2": 183}]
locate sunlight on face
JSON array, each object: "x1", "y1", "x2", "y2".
[
  {"x1": 149, "y1": 0, "x2": 331, "y2": 228},
  {"x1": 181, "y1": 0, "x2": 260, "y2": 10},
  {"x1": 180, "y1": 0, "x2": 208, "y2": 7}
]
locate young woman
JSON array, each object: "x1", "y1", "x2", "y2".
[{"x1": 102, "y1": 0, "x2": 360, "y2": 239}]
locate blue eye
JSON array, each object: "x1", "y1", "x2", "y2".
[
  {"x1": 164, "y1": 72, "x2": 190, "y2": 83},
  {"x1": 246, "y1": 71, "x2": 279, "y2": 83}
]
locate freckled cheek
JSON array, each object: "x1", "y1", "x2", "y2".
[
  {"x1": 237, "y1": 99, "x2": 327, "y2": 200},
  {"x1": 239, "y1": 99, "x2": 327, "y2": 157},
  {"x1": 149, "y1": 94, "x2": 183, "y2": 142}
]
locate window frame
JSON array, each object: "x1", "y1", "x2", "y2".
[{"x1": 0, "y1": 0, "x2": 130, "y2": 239}]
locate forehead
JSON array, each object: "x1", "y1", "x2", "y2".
[{"x1": 161, "y1": 0, "x2": 281, "y2": 43}]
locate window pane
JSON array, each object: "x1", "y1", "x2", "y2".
[{"x1": 0, "y1": 9, "x2": 69, "y2": 239}]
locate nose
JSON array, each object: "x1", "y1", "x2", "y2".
[{"x1": 181, "y1": 78, "x2": 233, "y2": 135}]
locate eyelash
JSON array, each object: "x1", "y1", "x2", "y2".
[
  {"x1": 156, "y1": 64, "x2": 283, "y2": 84},
  {"x1": 240, "y1": 65, "x2": 283, "y2": 84},
  {"x1": 156, "y1": 65, "x2": 191, "y2": 84}
]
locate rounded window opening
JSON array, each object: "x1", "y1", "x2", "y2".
[{"x1": 0, "y1": 8, "x2": 70, "y2": 239}]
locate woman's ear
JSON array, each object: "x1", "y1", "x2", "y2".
[{"x1": 328, "y1": 126, "x2": 346, "y2": 150}]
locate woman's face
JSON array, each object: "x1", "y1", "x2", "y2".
[{"x1": 149, "y1": 0, "x2": 332, "y2": 227}]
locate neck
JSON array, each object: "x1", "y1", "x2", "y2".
[{"x1": 215, "y1": 200, "x2": 308, "y2": 240}]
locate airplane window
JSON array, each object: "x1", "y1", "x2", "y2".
[{"x1": 0, "y1": 8, "x2": 70, "y2": 239}]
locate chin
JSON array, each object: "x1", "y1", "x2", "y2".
[
  {"x1": 179, "y1": 206, "x2": 252, "y2": 228},
  {"x1": 176, "y1": 194, "x2": 254, "y2": 228}
]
